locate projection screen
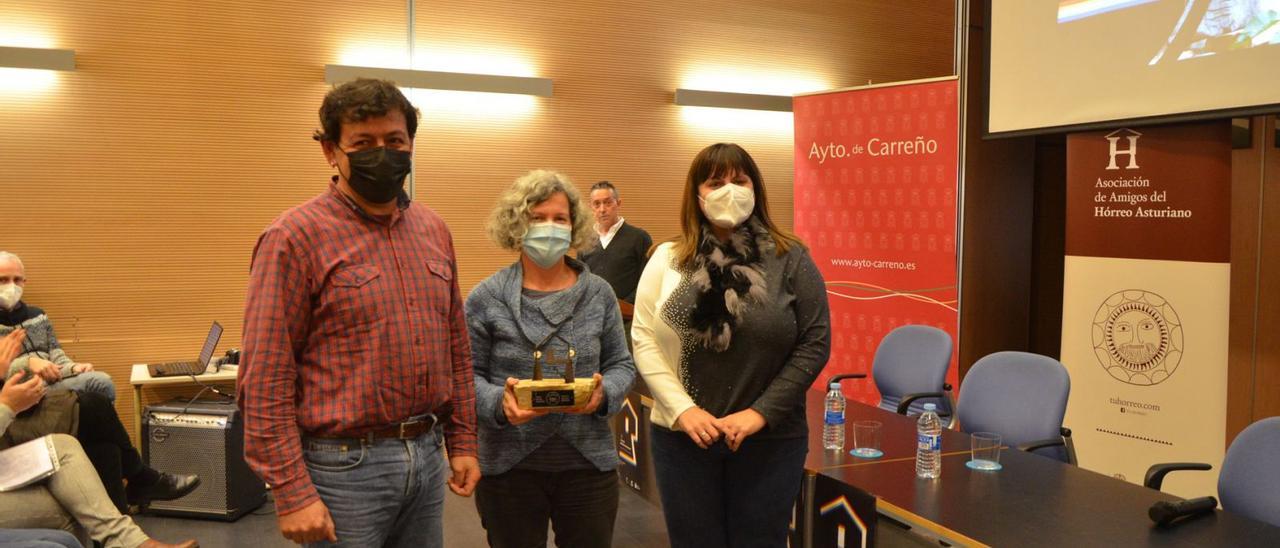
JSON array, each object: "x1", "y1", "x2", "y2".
[{"x1": 989, "y1": 0, "x2": 1280, "y2": 136}]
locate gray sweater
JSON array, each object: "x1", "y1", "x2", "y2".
[
  {"x1": 632, "y1": 242, "x2": 831, "y2": 439},
  {"x1": 465, "y1": 257, "x2": 636, "y2": 475},
  {"x1": 0, "y1": 405, "x2": 14, "y2": 437},
  {"x1": 1, "y1": 304, "x2": 77, "y2": 379}
]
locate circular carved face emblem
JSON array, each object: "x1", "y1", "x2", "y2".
[{"x1": 1092, "y1": 290, "x2": 1182, "y2": 386}]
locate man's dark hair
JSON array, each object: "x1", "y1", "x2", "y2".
[
  {"x1": 312, "y1": 78, "x2": 420, "y2": 143},
  {"x1": 590, "y1": 180, "x2": 619, "y2": 200}
]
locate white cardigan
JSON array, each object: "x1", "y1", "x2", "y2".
[{"x1": 630, "y1": 242, "x2": 696, "y2": 430}]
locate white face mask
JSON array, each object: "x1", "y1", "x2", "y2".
[
  {"x1": 699, "y1": 183, "x2": 755, "y2": 228},
  {"x1": 0, "y1": 283, "x2": 21, "y2": 310}
]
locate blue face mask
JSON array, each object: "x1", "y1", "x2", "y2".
[{"x1": 523, "y1": 222, "x2": 572, "y2": 269}]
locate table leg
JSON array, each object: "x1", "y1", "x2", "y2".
[{"x1": 802, "y1": 471, "x2": 816, "y2": 548}]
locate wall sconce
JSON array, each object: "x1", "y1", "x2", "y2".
[
  {"x1": 674, "y1": 88, "x2": 792, "y2": 112},
  {"x1": 324, "y1": 64, "x2": 552, "y2": 97},
  {"x1": 0, "y1": 46, "x2": 75, "y2": 71}
]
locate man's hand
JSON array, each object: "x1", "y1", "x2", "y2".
[
  {"x1": 0, "y1": 372, "x2": 45, "y2": 413},
  {"x1": 564, "y1": 373, "x2": 604, "y2": 415},
  {"x1": 0, "y1": 328, "x2": 24, "y2": 367},
  {"x1": 716, "y1": 408, "x2": 767, "y2": 452},
  {"x1": 28, "y1": 357, "x2": 61, "y2": 383},
  {"x1": 71, "y1": 363, "x2": 94, "y2": 374},
  {"x1": 277, "y1": 499, "x2": 336, "y2": 544},
  {"x1": 447, "y1": 455, "x2": 481, "y2": 497},
  {"x1": 675, "y1": 407, "x2": 723, "y2": 449},
  {"x1": 502, "y1": 377, "x2": 549, "y2": 425}
]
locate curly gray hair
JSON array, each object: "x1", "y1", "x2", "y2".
[{"x1": 487, "y1": 170, "x2": 595, "y2": 252}]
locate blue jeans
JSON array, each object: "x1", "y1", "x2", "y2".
[
  {"x1": 302, "y1": 430, "x2": 447, "y2": 548},
  {"x1": 650, "y1": 425, "x2": 808, "y2": 548},
  {"x1": 0, "y1": 529, "x2": 82, "y2": 548},
  {"x1": 57, "y1": 371, "x2": 116, "y2": 401}
]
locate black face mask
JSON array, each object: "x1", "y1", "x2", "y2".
[{"x1": 339, "y1": 146, "x2": 412, "y2": 204}]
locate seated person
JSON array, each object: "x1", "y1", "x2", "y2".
[
  {"x1": 5, "y1": 329, "x2": 199, "y2": 513},
  {"x1": 0, "y1": 252, "x2": 115, "y2": 401},
  {"x1": 0, "y1": 528, "x2": 82, "y2": 548},
  {"x1": 0, "y1": 330, "x2": 197, "y2": 548}
]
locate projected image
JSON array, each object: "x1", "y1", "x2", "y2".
[
  {"x1": 991, "y1": 0, "x2": 1280, "y2": 133},
  {"x1": 1058, "y1": 0, "x2": 1162, "y2": 23},
  {"x1": 1059, "y1": 0, "x2": 1280, "y2": 65}
]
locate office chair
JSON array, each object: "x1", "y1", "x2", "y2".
[
  {"x1": 1144, "y1": 417, "x2": 1280, "y2": 528},
  {"x1": 955, "y1": 351, "x2": 1076, "y2": 464},
  {"x1": 830, "y1": 324, "x2": 955, "y2": 426}
]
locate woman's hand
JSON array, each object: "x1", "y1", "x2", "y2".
[
  {"x1": 675, "y1": 407, "x2": 723, "y2": 449},
  {"x1": 717, "y1": 409, "x2": 767, "y2": 451},
  {"x1": 564, "y1": 373, "x2": 604, "y2": 415},
  {"x1": 0, "y1": 371, "x2": 45, "y2": 413},
  {"x1": 502, "y1": 377, "x2": 549, "y2": 425},
  {"x1": 0, "y1": 328, "x2": 24, "y2": 367}
]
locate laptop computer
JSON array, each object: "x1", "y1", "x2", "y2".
[{"x1": 147, "y1": 321, "x2": 224, "y2": 378}]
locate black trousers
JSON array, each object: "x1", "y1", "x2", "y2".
[
  {"x1": 475, "y1": 468, "x2": 619, "y2": 548},
  {"x1": 75, "y1": 391, "x2": 149, "y2": 512}
]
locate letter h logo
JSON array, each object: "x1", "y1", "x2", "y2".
[{"x1": 1105, "y1": 128, "x2": 1141, "y2": 170}]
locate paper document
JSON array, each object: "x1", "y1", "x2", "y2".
[{"x1": 0, "y1": 436, "x2": 60, "y2": 492}]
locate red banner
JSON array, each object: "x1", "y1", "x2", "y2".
[{"x1": 793, "y1": 78, "x2": 960, "y2": 404}]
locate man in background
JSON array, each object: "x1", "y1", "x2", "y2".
[
  {"x1": 0, "y1": 251, "x2": 115, "y2": 401},
  {"x1": 579, "y1": 181, "x2": 653, "y2": 330},
  {"x1": 239, "y1": 78, "x2": 479, "y2": 547}
]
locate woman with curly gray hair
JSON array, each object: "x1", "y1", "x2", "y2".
[{"x1": 466, "y1": 170, "x2": 636, "y2": 547}]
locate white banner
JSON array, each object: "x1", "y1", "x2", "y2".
[
  {"x1": 1062, "y1": 256, "x2": 1228, "y2": 497},
  {"x1": 1062, "y1": 122, "x2": 1231, "y2": 500}
]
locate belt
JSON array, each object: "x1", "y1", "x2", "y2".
[{"x1": 306, "y1": 414, "x2": 438, "y2": 444}]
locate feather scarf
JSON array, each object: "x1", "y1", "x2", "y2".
[{"x1": 688, "y1": 218, "x2": 772, "y2": 352}]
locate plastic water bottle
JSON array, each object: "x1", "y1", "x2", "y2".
[
  {"x1": 916, "y1": 403, "x2": 942, "y2": 479},
  {"x1": 823, "y1": 382, "x2": 846, "y2": 450}
]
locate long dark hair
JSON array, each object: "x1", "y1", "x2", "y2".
[{"x1": 671, "y1": 143, "x2": 802, "y2": 267}]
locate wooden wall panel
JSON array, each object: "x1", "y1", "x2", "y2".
[
  {"x1": 1255, "y1": 114, "x2": 1280, "y2": 422},
  {"x1": 1, "y1": 0, "x2": 954, "y2": 443},
  {"x1": 1227, "y1": 116, "x2": 1266, "y2": 444},
  {"x1": 412, "y1": 0, "x2": 957, "y2": 291},
  {"x1": 956, "y1": 0, "x2": 1036, "y2": 375},
  {"x1": 1028, "y1": 136, "x2": 1066, "y2": 359}
]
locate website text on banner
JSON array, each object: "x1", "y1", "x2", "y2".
[{"x1": 792, "y1": 78, "x2": 960, "y2": 404}]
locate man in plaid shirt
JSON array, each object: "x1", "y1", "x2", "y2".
[{"x1": 239, "y1": 78, "x2": 479, "y2": 547}]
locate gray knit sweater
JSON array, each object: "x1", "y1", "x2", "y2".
[
  {"x1": 465, "y1": 257, "x2": 636, "y2": 476},
  {"x1": 1, "y1": 303, "x2": 77, "y2": 379}
]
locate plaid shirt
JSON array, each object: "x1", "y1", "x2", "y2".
[{"x1": 238, "y1": 181, "x2": 477, "y2": 514}]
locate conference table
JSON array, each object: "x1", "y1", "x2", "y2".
[
  {"x1": 800, "y1": 390, "x2": 1280, "y2": 547},
  {"x1": 803, "y1": 390, "x2": 970, "y2": 472}
]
